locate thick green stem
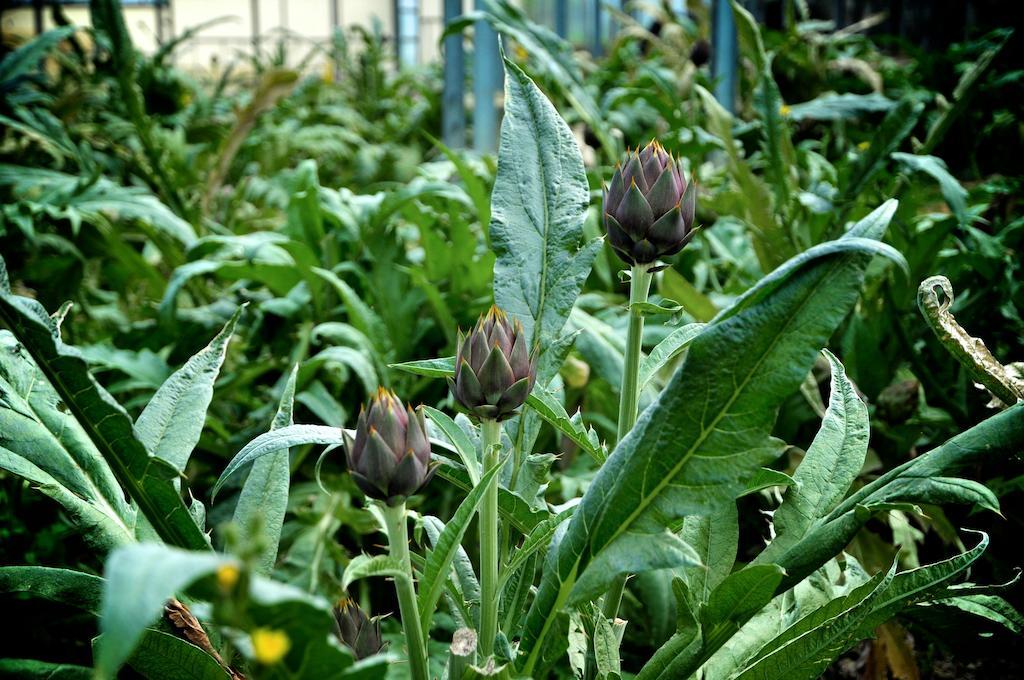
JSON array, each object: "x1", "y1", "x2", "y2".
[
  {"x1": 478, "y1": 418, "x2": 503, "y2": 658},
  {"x1": 382, "y1": 503, "x2": 429, "y2": 680},
  {"x1": 602, "y1": 265, "x2": 653, "y2": 622}
]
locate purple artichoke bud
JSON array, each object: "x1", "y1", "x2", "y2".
[
  {"x1": 603, "y1": 140, "x2": 698, "y2": 267},
  {"x1": 449, "y1": 306, "x2": 537, "y2": 421},
  {"x1": 333, "y1": 597, "x2": 385, "y2": 660},
  {"x1": 343, "y1": 389, "x2": 435, "y2": 506}
]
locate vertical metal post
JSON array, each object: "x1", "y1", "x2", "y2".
[
  {"x1": 473, "y1": 0, "x2": 501, "y2": 153},
  {"x1": 32, "y1": 0, "x2": 44, "y2": 35},
  {"x1": 555, "y1": 0, "x2": 568, "y2": 38},
  {"x1": 251, "y1": 0, "x2": 261, "y2": 55},
  {"x1": 591, "y1": 0, "x2": 603, "y2": 56},
  {"x1": 834, "y1": 0, "x2": 846, "y2": 28},
  {"x1": 443, "y1": 0, "x2": 466, "y2": 148},
  {"x1": 155, "y1": 2, "x2": 164, "y2": 43},
  {"x1": 395, "y1": 0, "x2": 420, "y2": 67},
  {"x1": 711, "y1": 0, "x2": 737, "y2": 113}
]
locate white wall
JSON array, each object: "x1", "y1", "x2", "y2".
[{"x1": 2, "y1": 1, "x2": 465, "y2": 71}]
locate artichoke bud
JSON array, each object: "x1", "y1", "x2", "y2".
[
  {"x1": 603, "y1": 140, "x2": 698, "y2": 267},
  {"x1": 449, "y1": 306, "x2": 537, "y2": 421},
  {"x1": 333, "y1": 597, "x2": 385, "y2": 660},
  {"x1": 343, "y1": 388, "x2": 435, "y2": 506}
]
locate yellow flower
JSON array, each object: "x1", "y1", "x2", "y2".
[
  {"x1": 779, "y1": 104, "x2": 791, "y2": 116},
  {"x1": 857, "y1": 141, "x2": 871, "y2": 151},
  {"x1": 251, "y1": 628, "x2": 291, "y2": 665},
  {"x1": 216, "y1": 563, "x2": 240, "y2": 591}
]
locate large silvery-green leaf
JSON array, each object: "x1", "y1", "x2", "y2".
[
  {"x1": 517, "y1": 201, "x2": 900, "y2": 673},
  {"x1": 232, "y1": 365, "x2": 297, "y2": 575},
  {"x1": 136, "y1": 307, "x2": 242, "y2": 474},
  {"x1": 759, "y1": 350, "x2": 868, "y2": 563},
  {"x1": 0, "y1": 257, "x2": 208, "y2": 552},
  {"x1": 490, "y1": 57, "x2": 602, "y2": 381}
]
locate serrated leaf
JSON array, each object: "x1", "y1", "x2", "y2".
[
  {"x1": 490, "y1": 58, "x2": 601, "y2": 381},
  {"x1": 341, "y1": 554, "x2": 407, "y2": 591},
  {"x1": 761, "y1": 351, "x2": 868, "y2": 562},
  {"x1": 638, "y1": 323, "x2": 707, "y2": 389},
  {"x1": 232, "y1": 365, "x2": 297, "y2": 575},
  {"x1": 518, "y1": 202, "x2": 899, "y2": 674},
  {"x1": 0, "y1": 259, "x2": 207, "y2": 551},
  {"x1": 418, "y1": 461, "x2": 503, "y2": 634},
  {"x1": 213, "y1": 424, "x2": 343, "y2": 498},
  {"x1": 136, "y1": 307, "x2": 242, "y2": 475}
]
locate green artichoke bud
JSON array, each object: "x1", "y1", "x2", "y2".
[
  {"x1": 449, "y1": 306, "x2": 536, "y2": 421},
  {"x1": 344, "y1": 389, "x2": 435, "y2": 505},
  {"x1": 604, "y1": 140, "x2": 697, "y2": 267},
  {"x1": 333, "y1": 597, "x2": 384, "y2": 660}
]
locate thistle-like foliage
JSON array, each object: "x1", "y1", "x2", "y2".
[
  {"x1": 604, "y1": 140, "x2": 697, "y2": 266},
  {"x1": 343, "y1": 389, "x2": 434, "y2": 506},
  {"x1": 450, "y1": 306, "x2": 537, "y2": 421},
  {"x1": 333, "y1": 597, "x2": 384, "y2": 660}
]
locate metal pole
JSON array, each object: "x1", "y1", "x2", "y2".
[
  {"x1": 555, "y1": 0, "x2": 568, "y2": 38},
  {"x1": 442, "y1": 0, "x2": 466, "y2": 148},
  {"x1": 155, "y1": 2, "x2": 164, "y2": 43},
  {"x1": 834, "y1": 0, "x2": 846, "y2": 28},
  {"x1": 591, "y1": 0, "x2": 603, "y2": 56},
  {"x1": 473, "y1": 0, "x2": 501, "y2": 153},
  {"x1": 251, "y1": 0, "x2": 261, "y2": 55},
  {"x1": 711, "y1": 0, "x2": 737, "y2": 113},
  {"x1": 395, "y1": 0, "x2": 420, "y2": 67},
  {"x1": 33, "y1": 0, "x2": 44, "y2": 35}
]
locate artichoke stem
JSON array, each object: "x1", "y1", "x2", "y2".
[
  {"x1": 594, "y1": 264, "x2": 653, "y2": 673},
  {"x1": 381, "y1": 502, "x2": 430, "y2": 680},
  {"x1": 478, "y1": 418, "x2": 503, "y2": 658}
]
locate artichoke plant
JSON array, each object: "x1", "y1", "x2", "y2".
[
  {"x1": 343, "y1": 389, "x2": 434, "y2": 505},
  {"x1": 450, "y1": 306, "x2": 537, "y2": 421},
  {"x1": 603, "y1": 140, "x2": 697, "y2": 267},
  {"x1": 333, "y1": 597, "x2": 384, "y2": 660}
]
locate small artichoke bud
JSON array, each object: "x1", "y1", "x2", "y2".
[
  {"x1": 344, "y1": 389, "x2": 435, "y2": 506},
  {"x1": 333, "y1": 597, "x2": 385, "y2": 660},
  {"x1": 449, "y1": 306, "x2": 537, "y2": 421},
  {"x1": 603, "y1": 141, "x2": 697, "y2": 267}
]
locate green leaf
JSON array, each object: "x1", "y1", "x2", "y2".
[
  {"x1": 774, "y1": 404, "x2": 1023, "y2": 587},
  {"x1": 0, "y1": 165, "x2": 195, "y2": 246},
  {"x1": 126, "y1": 629, "x2": 231, "y2": 680},
  {"x1": 0, "y1": 659, "x2": 92, "y2": 679},
  {"x1": 136, "y1": 307, "x2": 242, "y2": 474},
  {"x1": 518, "y1": 202, "x2": 899, "y2": 674},
  {"x1": 490, "y1": 58, "x2": 601, "y2": 381},
  {"x1": 639, "y1": 323, "x2": 707, "y2": 389},
  {"x1": 785, "y1": 93, "x2": 895, "y2": 122},
  {"x1": 891, "y1": 152, "x2": 969, "y2": 227},
  {"x1": 733, "y1": 563, "x2": 898, "y2": 680},
  {"x1": 435, "y1": 464, "x2": 549, "y2": 534},
  {"x1": 761, "y1": 351, "x2": 868, "y2": 563},
  {"x1": 423, "y1": 406, "x2": 481, "y2": 485},
  {"x1": 0, "y1": 259, "x2": 207, "y2": 551},
  {"x1": 739, "y1": 468, "x2": 797, "y2": 496},
  {"x1": 418, "y1": 462, "x2": 503, "y2": 633},
  {"x1": 233, "y1": 365, "x2": 297, "y2": 575},
  {"x1": 389, "y1": 356, "x2": 456, "y2": 378},
  {"x1": 659, "y1": 269, "x2": 718, "y2": 322},
  {"x1": 526, "y1": 386, "x2": 604, "y2": 463},
  {"x1": 0, "y1": 26, "x2": 77, "y2": 88},
  {"x1": 931, "y1": 594, "x2": 1024, "y2": 634},
  {"x1": 341, "y1": 554, "x2": 408, "y2": 591},
  {"x1": 213, "y1": 424, "x2": 343, "y2": 498},
  {"x1": 680, "y1": 505, "x2": 739, "y2": 604},
  {"x1": 593, "y1": 610, "x2": 622, "y2": 680},
  {"x1": 703, "y1": 565, "x2": 786, "y2": 631},
  {"x1": 96, "y1": 544, "x2": 234, "y2": 678},
  {"x1": 0, "y1": 566, "x2": 103, "y2": 612}
]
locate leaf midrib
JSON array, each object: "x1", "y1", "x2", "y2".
[{"x1": 588, "y1": 252, "x2": 852, "y2": 563}]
